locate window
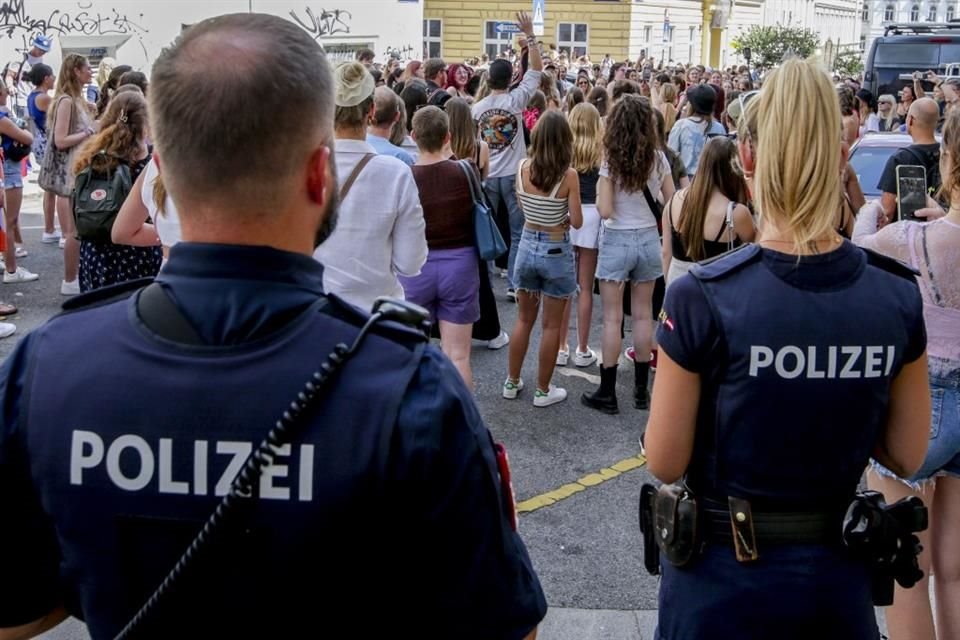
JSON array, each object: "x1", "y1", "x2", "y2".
[
  {"x1": 484, "y1": 21, "x2": 516, "y2": 59},
  {"x1": 862, "y1": 3, "x2": 870, "y2": 21},
  {"x1": 557, "y1": 22, "x2": 588, "y2": 58},
  {"x1": 688, "y1": 26, "x2": 696, "y2": 63},
  {"x1": 884, "y1": 4, "x2": 895, "y2": 20},
  {"x1": 663, "y1": 23, "x2": 674, "y2": 43},
  {"x1": 928, "y1": 4, "x2": 937, "y2": 20},
  {"x1": 910, "y1": 4, "x2": 920, "y2": 21},
  {"x1": 860, "y1": 35, "x2": 867, "y2": 51},
  {"x1": 644, "y1": 25, "x2": 652, "y2": 43},
  {"x1": 949, "y1": 4, "x2": 956, "y2": 21},
  {"x1": 423, "y1": 19, "x2": 442, "y2": 59}
]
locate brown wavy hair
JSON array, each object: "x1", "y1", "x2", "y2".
[
  {"x1": 528, "y1": 111, "x2": 572, "y2": 192},
  {"x1": 940, "y1": 106, "x2": 960, "y2": 202},
  {"x1": 677, "y1": 136, "x2": 749, "y2": 261},
  {"x1": 73, "y1": 91, "x2": 148, "y2": 175},
  {"x1": 446, "y1": 97, "x2": 477, "y2": 163},
  {"x1": 604, "y1": 95, "x2": 656, "y2": 193}
]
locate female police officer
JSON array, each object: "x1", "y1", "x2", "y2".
[{"x1": 644, "y1": 57, "x2": 931, "y2": 639}]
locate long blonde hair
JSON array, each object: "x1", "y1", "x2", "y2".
[
  {"x1": 754, "y1": 58, "x2": 841, "y2": 251},
  {"x1": 446, "y1": 97, "x2": 477, "y2": 162},
  {"x1": 569, "y1": 102, "x2": 602, "y2": 173},
  {"x1": 659, "y1": 83, "x2": 678, "y2": 132}
]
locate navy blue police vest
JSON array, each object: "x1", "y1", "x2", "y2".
[
  {"x1": 19, "y1": 287, "x2": 428, "y2": 638},
  {"x1": 686, "y1": 243, "x2": 922, "y2": 509}
]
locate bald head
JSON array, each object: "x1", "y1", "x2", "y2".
[
  {"x1": 908, "y1": 98, "x2": 939, "y2": 132},
  {"x1": 150, "y1": 13, "x2": 333, "y2": 215},
  {"x1": 372, "y1": 86, "x2": 400, "y2": 127}
]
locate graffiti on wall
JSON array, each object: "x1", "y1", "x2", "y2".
[
  {"x1": 0, "y1": 0, "x2": 147, "y2": 39},
  {"x1": 289, "y1": 7, "x2": 351, "y2": 41},
  {"x1": 385, "y1": 44, "x2": 415, "y2": 60}
]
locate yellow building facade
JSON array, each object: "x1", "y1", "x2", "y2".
[{"x1": 423, "y1": 0, "x2": 766, "y2": 69}]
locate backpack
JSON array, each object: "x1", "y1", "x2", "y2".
[
  {"x1": 72, "y1": 152, "x2": 132, "y2": 243},
  {"x1": 0, "y1": 112, "x2": 32, "y2": 162},
  {"x1": 904, "y1": 146, "x2": 942, "y2": 197}
]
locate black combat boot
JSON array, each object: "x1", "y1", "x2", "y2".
[
  {"x1": 581, "y1": 365, "x2": 619, "y2": 414},
  {"x1": 634, "y1": 361, "x2": 650, "y2": 410}
]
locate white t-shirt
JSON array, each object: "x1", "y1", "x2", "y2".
[
  {"x1": 141, "y1": 158, "x2": 181, "y2": 249},
  {"x1": 472, "y1": 69, "x2": 542, "y2": 179},
  {"x1": 599, "y1": 151, "x2": 671, "y2": 230}
]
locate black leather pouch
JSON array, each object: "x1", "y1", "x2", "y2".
[{"x1": 653, "y1": 482, "x2": 700, "y2": 567}]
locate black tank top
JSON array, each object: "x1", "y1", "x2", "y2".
[
  {"x1": 669, "y1": 199, "x2": 742, "y2": 261},
  {"x1": 578, "y1": 168, "x2": 600, "y2": 205}
]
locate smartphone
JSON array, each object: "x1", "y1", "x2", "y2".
[{"x1": 896, "y1": 165, "x2": 927, "y2": 222}]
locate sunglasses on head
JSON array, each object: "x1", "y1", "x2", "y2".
[{"x1": 738, "y1": 89, "x2": 760, "y2": 114}]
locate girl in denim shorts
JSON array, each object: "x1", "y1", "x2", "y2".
[
  {"x1": 582, "y1": 95, "x2": 675, "y2": 415},
  {"x1": 503, "y1": 111, "x2": 583, "y2": 408},
  {"x1": 854, "y1": 109, "x2": 960, "y2": 640}
]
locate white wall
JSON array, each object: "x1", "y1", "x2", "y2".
[
  {"x1": 629, "y1": 0, "x2": 704, "y2": 64},
  {"x1": 0, "y1": 0, "x2": 421, "y2": 73},
  {"x1": 762, "y1": 0, "x2": 862, "y2": 50}
]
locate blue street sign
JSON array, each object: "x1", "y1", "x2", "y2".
[
  {"x1": 532, "y1": 0, "x2": 545, "y2": 36},
  {"x1": 494, "y1": 21, "x2": 522, "y2": 35}
]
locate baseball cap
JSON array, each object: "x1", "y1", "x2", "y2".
[
  {"x1": 32, "y1": 35, "x2": 52, "y2": 53},
  {"x1": 687, "y1": 84, "x2": 717, "y2": 116}
]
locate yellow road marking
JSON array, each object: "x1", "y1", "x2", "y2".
[{"x1": 516, "y1": 454, "x2": 647, "y2": 515}]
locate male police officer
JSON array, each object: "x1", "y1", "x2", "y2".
[{"x1": 0, "y1": 13, "x2": 546, "y2": 640}]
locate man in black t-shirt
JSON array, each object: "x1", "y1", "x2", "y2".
[{"x1": 878, "y1": 97, "x2": 941, "y2": 222}]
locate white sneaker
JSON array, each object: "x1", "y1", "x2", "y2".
[
  {"x1": 574, "y1": 348, "x2": 598, "y2": 367},
  {"x1": 41, "y1": 230, "x2": 62, "y2": 244},
  {"x1": 502, "y1": 377, "x2": 524, "y2": 399},
  {"x1": 3, "y1": 266, "x2": 38, "y2": 283},
  {"x1": 58, "y1": 237, "x2": 66, "y2": 249},
  {"x1": 556, "y1": 348, "x2": 570, "y2": 367},
  {"x1": 499, "y1": 269, "x2": 508, "y2": 279},
  {"x1": 487, "y1": 331, "x2": 510, "y2": 350},
  {"x1": 61, "y1": 279, "x2": 80, "y2": 296},
  {"x1": 0, "y1": 321, "x2": 14, "y2": 338},
  {"x1": 533, "y1": 385, "x2": 567, "y2": 407},
  {"x1": 14, "y1": 245, "x2": 27, "y2": 258},
  {"x1": 506, "y1": 288, "x2": 517, "y2": 303}
]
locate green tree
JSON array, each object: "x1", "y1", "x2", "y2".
[
  {"x1": 833, "y1": 49, "x2": 865, "y2": 78},
  {"x1": 730, "y1": 24, "x2": 821, "y2": 70}
]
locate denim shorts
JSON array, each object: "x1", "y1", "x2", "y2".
[
  {"x1": 872, "y1": 357, "x2": 960, "y2": 487},
  {"x1": 399, "y1": 246, "x2": 480, "y2": 325},
  {"x1": 513, "y1": 228, "x2": 577, "y2": 298},
  {"x1": 3, "y1": 157, "x2": 22, "y2": 189},
  {"x1": 596, "y1": 226, "x2": 663, "y2": 283}
]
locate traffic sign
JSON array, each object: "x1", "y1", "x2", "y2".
[
  {"x1": 494, "y1": 21, "x2": 521, "y2": 35},
  {"x1": 533, "y1": 0, "x2": 545, "y2": 36}
]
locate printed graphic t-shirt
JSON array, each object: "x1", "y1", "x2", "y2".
[{"x1": 472, "y1": 69, "x2": 542, "y2": 180}]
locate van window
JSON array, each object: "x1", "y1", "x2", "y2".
[
  {"x1": 873, "y1": 42, "x2": 941, "y2": 66},
  {"x1": 940, "y1": 44, "x2": 960, "y2": 65}
]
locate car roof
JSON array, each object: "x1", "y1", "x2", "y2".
[
  {"x1": 851, "y1": 132, "x2": 942, "y2": 150},
  {"x1": 873, "y1": 34, "x2": 960, "y2": 43}
]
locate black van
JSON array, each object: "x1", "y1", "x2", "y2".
[{"x1": 864, "y1": 23, "x2": 960, "y2": 99}]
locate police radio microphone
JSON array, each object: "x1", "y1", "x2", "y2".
[{"x1": 114, "y1": 297, "x2": 430, "y2": 639}]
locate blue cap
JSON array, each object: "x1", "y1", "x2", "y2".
[{"x1": 32, "y1": 35, "x2": 52, "y2": 53}]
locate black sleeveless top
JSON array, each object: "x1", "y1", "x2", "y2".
[
  {"x1": 669, "y1": 198, "x2": 742, "y2": 261},
  {"x1": 578, "y1": 168, "x2": 600, "y2": 205}
]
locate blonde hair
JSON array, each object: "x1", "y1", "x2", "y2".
[
  {"x1": 55, "y1": 54, "x2": 88, "y2": 100},
  {"x1": 569, "y1": 102, "x2": 603, "y2": 173},
  {"x1": 660, "y1": 84, "x2": 678, "y2": 132},
  {"x1": 754, "y1": 58, "x2": 841, "y2": 251},
  {"x1": 96, "y1": 57, "x2": 116, "y2": 88},
  {"x1": 878, "y1": 93, "x2": 898, "y2": 131},
  {"x1": 940, "y1": 107, "x2": 960, "y2": 204}
]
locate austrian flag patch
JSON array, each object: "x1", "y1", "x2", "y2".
[{"x1": 658, "y1": 309, "x2": 675, "y2": 331}]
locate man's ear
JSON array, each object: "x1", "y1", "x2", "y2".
[{"x1": 307, "y1": 145, "x2": 331, "y2": 207}]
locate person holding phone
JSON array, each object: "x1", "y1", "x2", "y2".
[
  {"x1": 852, "y1": 106, "x2": 960, "y2": 640},
  {"x1": 878, "y1": 98, "x2": 941, "y2": 224}
]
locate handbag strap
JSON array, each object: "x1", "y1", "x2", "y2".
[
  {"x1": 458, "y1": 158, "x2": 483, "y2": 205},
  {"x1": 338, "y1": 153, "x2": 375, "y2": 202}
]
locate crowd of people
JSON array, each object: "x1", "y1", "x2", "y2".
[{"x1": 0, "y1": 11, "x2": 957, "y2": 639}]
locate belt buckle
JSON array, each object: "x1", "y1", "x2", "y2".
[{"x1": 728, "y1": 496, "x2": 760, "y2": 563}]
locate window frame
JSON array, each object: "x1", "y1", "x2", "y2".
[
  {"x1": 483, "y1": 20, "x2": 516, "y2": 59},
  {"x1": 928, "y1": 4, "x2": 937, "y2": 21},
  {"x1": 910, "y1": 4, "x2": 920, "y2": 21},
  {"x1": 884, "y1": 4, "x2": 896, "y2": 21},
  {"x1": 862, "y1": 2, "x2": 870, "y2": 21},
  {"x1": 556, "y1": 21, "x2": 589, "y2": 58},
  {"x1": 423, "y1": 18, "x2": 442, "y2": 59},
  {"x1": 688, "y1": 25, "x2": 696, "y2": 63},
  {"x1": 948, "y1": 4, "x2": 956, "y2": 21}
]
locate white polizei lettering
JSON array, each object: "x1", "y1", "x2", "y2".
[
  {"x1": 70, "y1": 430, "x2": 104, "y2": 485},
  {"x1": 885, "y1": 346, "x2": 896, "y2": 376},
  {"x1": 827, "y1": 346, "x2": 838, "y2": 379},
  {"x1": 774, "y1": 346, "x2": 805, "y2": 379},
  {"x1": 194, "y1": 441, "x2": 208, "y2": 496},
  {"x1": 749, "y1": 346, "x2": 774, "y2": 377},
  {"x1": 840, "y1": 346, "x2": 863, "y2": 379},
  {"x1": 299, "y1": 444, "x2": 314, "y2": 502},
  {"x1": 259, "y1": 444, "x2": 291, "y2": 500},
  {"x1": 106, "y1": 435, "x2": 155, "y2": 491},
  {"x1": 159, "y1": 438, "x2": 190, "y2": 495},
  {"x1": 216, "y1": 441, "x2": 252, "y2": 497},
  {"x1": 864, "y1": 346, "x2": 884, "y2": 378},
  {"x1": 806, "y1": 346, "x2": 825, "y2": 379}
]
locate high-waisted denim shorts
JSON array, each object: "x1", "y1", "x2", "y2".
[
  {"x1": 872, "y1": 356, "x2": 960, "y2": 487},
  {"x1": 513, "y1": 228, "x2": 577, "y2": 299},
  {"x1": 596, "y1": 226, "x2": 663, "y2": 284}
]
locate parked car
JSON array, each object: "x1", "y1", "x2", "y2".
[{"x1": 849, "y1": 133, "x2": 917, "y2": 200}]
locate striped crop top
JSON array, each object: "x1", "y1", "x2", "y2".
[{"x1": 516, "y1": 159, "x2": 569, "y2": 227}]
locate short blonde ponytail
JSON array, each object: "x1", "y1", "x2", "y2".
[{"x1": 754, "y1": 58, "x2": 842, "y2": 252}]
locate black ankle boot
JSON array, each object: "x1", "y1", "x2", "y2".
[
  {"x1": 634, "y1": 361, "x2": 650, "y2": 410},
  {"x1": 581, "y1": 365, "x2": 619, "y2": 414}
]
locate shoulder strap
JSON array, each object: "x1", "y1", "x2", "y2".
[
  {"x1": 136, "y1": 283, "x2": 204, "y2": 345},
  {"x1": 548, "y1": 177, "x2": 564, "y2": 198},
  {"x1": 920, "y1": 224, "x2": 945, "y2": 306},
  {"x1": 339, "y1": 153, "x2": 375, "y2": 202},
  {"x1": 641, "y1": 185, "x2": 661, "y2": 218},
  {"x1": 458, "y1": 159, "x2": 483, "y2": 204},
  {"x1": 516, "y1": 159, "x2": 528, "y2": 194}
]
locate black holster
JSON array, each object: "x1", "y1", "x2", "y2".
[{"x1": 639, "y1": 482, "x2": 700, "y2": 575}]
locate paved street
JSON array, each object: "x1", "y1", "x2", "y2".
[{"x1": 4, "y1": 195, "x2": 897, "y2": 640}]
